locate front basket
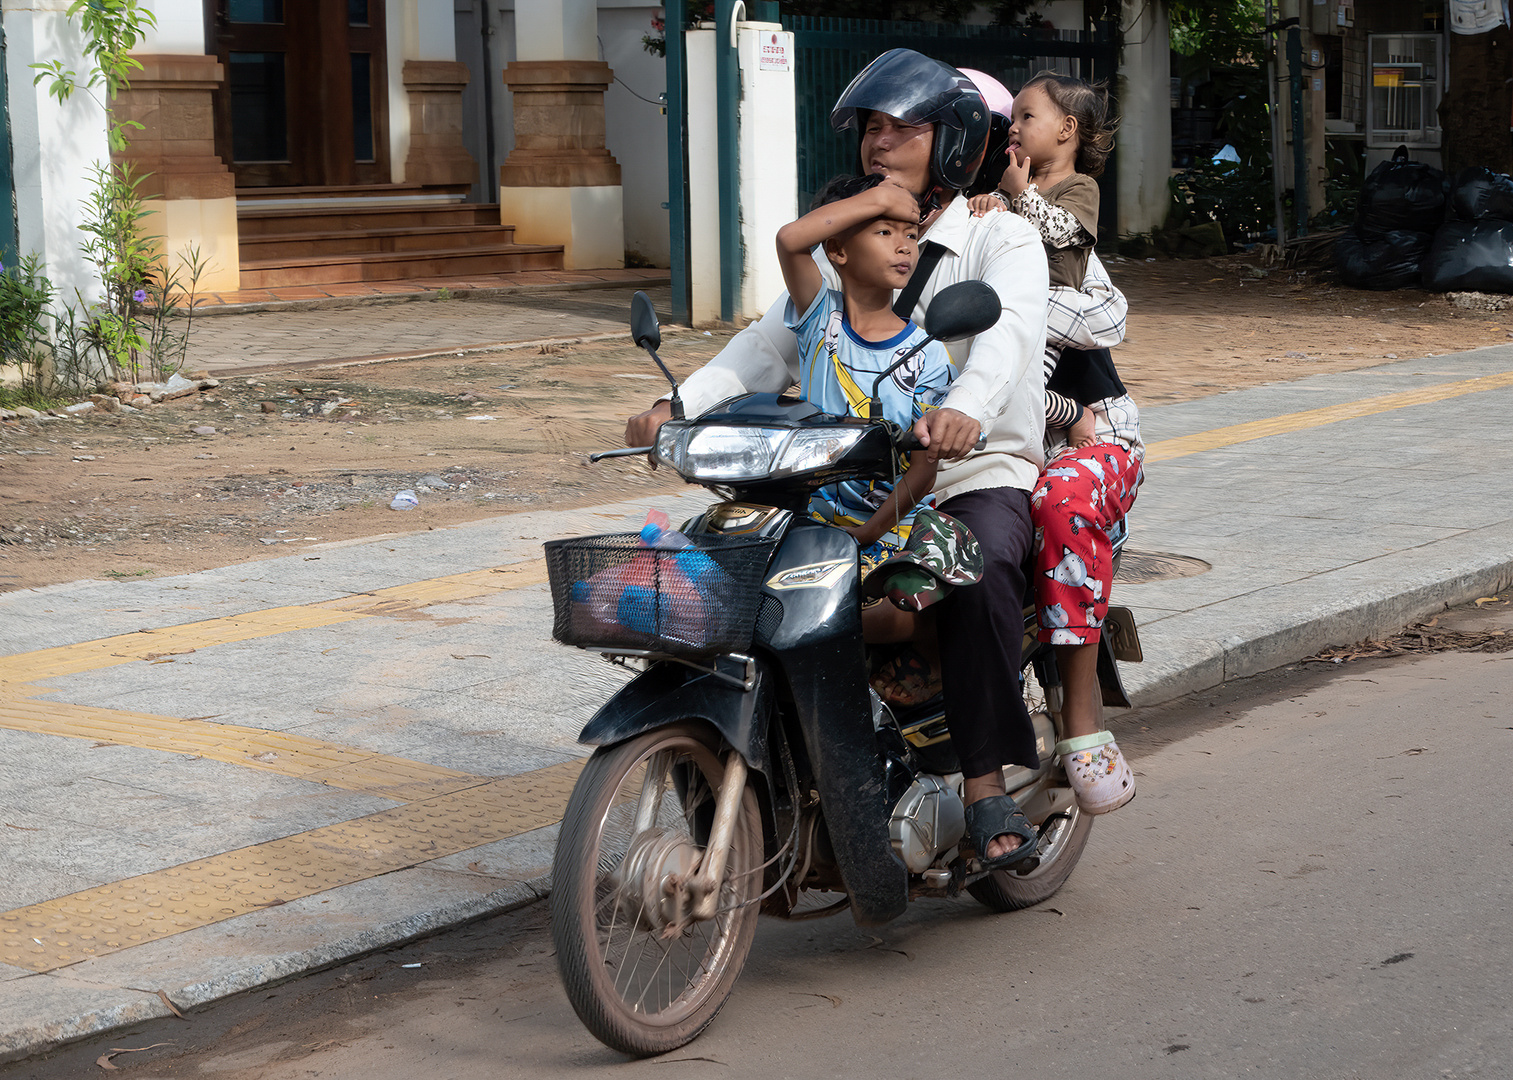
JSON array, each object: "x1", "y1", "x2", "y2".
[{"x1": 544, "y1": 532, "x2": 778, "y2": 656}]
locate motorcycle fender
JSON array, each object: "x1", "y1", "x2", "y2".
[
  {"x1": 577, "y1": 661, "x2": 772, "y2": 776},
  {"x1": 759, "y1": 524, "x2": 909, "y2": 927},
  {"x1": 1097, "y1": 630, "x2": 1133, "y2": 709}
]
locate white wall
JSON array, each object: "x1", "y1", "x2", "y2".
[
  {"x1": 597, "y1": 3, "x2": 669, "y2": 265},
  {"x1": 685, "y1": 28, "x2": 718, "y2": 323},
  {"x1": 141, "y1": 0, "x2": 204, "y2": 52},
  {"x1": 486, "y1": 0, "x2": 669, "y2": 265},
  {"x1": 737, "y1": 24, "x2": 796, "y2": 320},
  {"x1": 3, "y1": 1, "x2": 112, "y2": 306},
  {"x1": 1032, "y1": 1, "x2": 1088, "y2": 30}
]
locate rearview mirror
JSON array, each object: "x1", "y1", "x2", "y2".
[
  {"x1": 922, "y1": 280, "x2": 1000, "y2": 342},
  {"x1": 631, "y1": 291, "x2": 661, "y2": 351}
]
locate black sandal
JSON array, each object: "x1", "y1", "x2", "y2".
[{"x1": 964, "y1": 794, "x2": 1039, "y2": 871}]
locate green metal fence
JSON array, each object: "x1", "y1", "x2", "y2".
[
  {"x1": 780, "y1": 17, "x2": 1119, "y2": 235},
  {"x1": 0, "y1": 22, "x2": 16, "y2": 264}
]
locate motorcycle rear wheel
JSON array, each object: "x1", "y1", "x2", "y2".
[
  {"x1": 966, "y1": 798, "x2": 1092, "y2": 912},
  {"x1": 551, "y1": 724, "x2": 762, "y2": 1057}
]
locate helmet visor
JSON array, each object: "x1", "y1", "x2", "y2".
[{"x1": 830, "y1": 49, "x2": 983, "y2": 132}]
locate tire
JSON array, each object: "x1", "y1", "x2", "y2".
[
  {"x1": 967, "y1": 790, "x2": 1093, "y2": 912},
  {"x1": 551, "y1": 724, "x2": 762, "y2": 1057}
]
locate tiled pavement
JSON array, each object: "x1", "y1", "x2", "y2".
[
  {"x1": 181, "y1": 272, "x2": 674, "y2": 374},
  {"x1": 188, "y1": 267, "x2": 670, "y2": 314}
]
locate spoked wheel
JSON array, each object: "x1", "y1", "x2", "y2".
[
  {"x1": 551, "y1": 725, "x2": 762, "y2": 1056},
  {"x1": 967, "y1": 795, "x2": 1092, "y2": 911}
]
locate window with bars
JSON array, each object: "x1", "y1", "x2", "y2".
[{"x1": 1366, "y1": 33, "x2": 1441, "y2": 148}]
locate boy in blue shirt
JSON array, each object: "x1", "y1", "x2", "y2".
[{"x1": 776, "y1": 173, "x2": 957, "y2": 641}]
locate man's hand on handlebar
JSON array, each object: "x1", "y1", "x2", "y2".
[
  {"x1": 911, "y1": 408, "x2": 983, "y2": 463},
  {"x1": 624, "y1": 400, "x2": 673, "y2": 450}
]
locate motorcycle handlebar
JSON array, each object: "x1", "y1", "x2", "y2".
[
  {"x1": 895, "y1": 430, "x2": 989, "y2": 453},
  {"x1": 590, "y1": 445, "x2": 652, "y2": 463}
]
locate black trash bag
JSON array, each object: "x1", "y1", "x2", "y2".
[
  {"x1": 1335, "y1": 229, "x2": 1434, "y2": 289},
  {"x1": 1355, "y1": 147, "x2": 1447, "y2": 238},
  {"x1": 1448, "y1": 166, "x2": 1513, "y2": 223},
  {"x1": 1421, "y1": 219, "x2": 1513, "y2": 293}
]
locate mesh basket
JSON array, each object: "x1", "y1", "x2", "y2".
[{"x1": 544, "y1": 532, "x2": 779, "y2": 656}]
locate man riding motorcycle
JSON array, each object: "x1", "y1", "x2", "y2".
[{"x1": 625, "y1": 49, "x2": 1127, "y2": 866}]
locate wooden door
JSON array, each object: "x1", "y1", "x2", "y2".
[{"x1": 208, "y1": 0, "x2": 389, "y2": 188}]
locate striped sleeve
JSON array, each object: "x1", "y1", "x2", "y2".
[{"x1": 1045, "y1": 388, "x2": 1082, "y2": 429}]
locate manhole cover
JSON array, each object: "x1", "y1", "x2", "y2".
[{"x1": 1115, "y1": 550, "x2": 1211, "y2": 584}]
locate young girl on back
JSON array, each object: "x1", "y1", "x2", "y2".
[{"x1": 971, "y1": 73, "x2": 1145, "y2": 817}]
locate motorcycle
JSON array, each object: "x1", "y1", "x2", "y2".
[{"x1": 543, "y1": 288, "x2": 1143, "y2": 1056}]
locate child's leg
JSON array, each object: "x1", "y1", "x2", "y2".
[
  {"x1": 862, "y1": 602, "x2": 918, "y2": 643},
  {"x1": 1030, "y1": 443, "x2": 1142, "y2": 733},
  {"x1": 1031, "y1": 444, "x2": 1142, "y2": 813}
]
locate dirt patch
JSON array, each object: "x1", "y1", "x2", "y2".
[
  {"x1": 3, "y1": 254, "x2": 1511, "y2": 593},
  {"x1": 1106, "y1": 253, "x2": 1513, "y2": 406},
  {"x1": 0, "y1": 335, "x2": 715, "y2": 591}
]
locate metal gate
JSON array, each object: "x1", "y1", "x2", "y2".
[
  {"x1": 780, "y1": 17, "x2": 1119, "y2": 236},
  {"x1": 0, "y1": 22, "x2": 16, "y2": 263}
]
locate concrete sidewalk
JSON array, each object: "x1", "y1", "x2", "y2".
[{"x1": 4, "y1": 343, "x2": 1513, "y2": 1064}]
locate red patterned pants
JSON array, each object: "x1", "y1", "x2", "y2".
[{"x1": 1031, "y1": 442, "x2": 1143, "y2": 645}]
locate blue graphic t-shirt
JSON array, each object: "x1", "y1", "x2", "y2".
[{"x1": 784, "y1": 288, "x2": 955, "y2": 551}]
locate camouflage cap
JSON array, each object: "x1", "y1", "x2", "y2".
[{"x1": 861, "y1": 508, "x2": 984, "y2": 611}]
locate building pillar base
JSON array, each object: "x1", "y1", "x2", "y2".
[
  {"x1": 139, "y1": 198, "x2": 241, "y2": 295},
  {"x1": 113, "y1": 54, "x2": 239, "y2": 291},
  {"x1": 402, "y1": 60, "x2": 478, "y2": 188},
  {"x1": 499, "y1": 184, "x2": 624, "y2": 270},
  {"x1": 499, "y1": 59, "x2": 623, "y2": 269}
]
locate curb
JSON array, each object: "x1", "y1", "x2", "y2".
[
  {"x1": 0, "y1": 870, "x2": 554, "y2": 1066},
  {"x1": 1123, "y1": 541, "x2": 1513, "y2": 706}
]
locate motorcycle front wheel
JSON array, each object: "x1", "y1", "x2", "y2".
[{"x1": 551, "y1": 724, "x2": 762, "y2": 1057}]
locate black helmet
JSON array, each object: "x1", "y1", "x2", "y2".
[{"x1": 830, "y1": 49, "x2": 991, "y2": 193}]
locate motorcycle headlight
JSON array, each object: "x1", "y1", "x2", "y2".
[
  {"x1": 656, "y1": 424, "x2": 792, "y2": 481},
  {"x1": 772, "y1": 427, "x2": 867, "y2": 476}
]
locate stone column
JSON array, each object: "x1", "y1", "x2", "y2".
[
  {"x1": 1116, "y1": 0, "x2": 1173, "y2": 236},
  {"x1": 402, "y1": 60, "x2": 478, "y2": 187},
  {"x1": 113, "y1": 54, "x2": 240, "y2": 293},
  {"x1": 499, "y1": 2, "x2": 625, "y2": 269}
]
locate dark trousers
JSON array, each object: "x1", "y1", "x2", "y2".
[{"x1": 935, "y1": 486, "x2": 1038, "y2": 776}]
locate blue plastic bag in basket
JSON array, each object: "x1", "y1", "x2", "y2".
[{"x1": 570, "y1": 541, "x2": 729, "y2": 647}]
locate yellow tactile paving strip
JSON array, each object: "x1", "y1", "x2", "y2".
[
  {"x1": 0, "y1": 556, "x2": 572, "y2": 973},
  {"x1": 0, "y1": 562, "x2": 547, "y2": 688},
  {"x1": 0, "y1": 759, "x2": 585, "y2": 973},
  {"x1": 0, "y1": 699, "x2": 480, "y2": 799},
  {"x1": 1145, "y1": 369, "x2": 1513, "y2": 462}
]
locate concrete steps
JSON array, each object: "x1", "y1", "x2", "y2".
[{"x1": 235, "y1": 186, "x2": 564, "y2": 287}]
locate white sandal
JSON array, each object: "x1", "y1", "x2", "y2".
[{"x1": 1056, "y1": 731, "x2": 1135, "y2": 814}]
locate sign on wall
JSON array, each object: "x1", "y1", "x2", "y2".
[{"x1": 759, "y1": 32, "x2": 791, "y2": 72}]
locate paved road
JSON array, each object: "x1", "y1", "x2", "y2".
[{"x1": 12, "y1": 615, "x2": 1508, "y2": 1078}]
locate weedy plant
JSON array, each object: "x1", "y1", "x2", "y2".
[
  {"x1": 0, "y1": 254, "x2": 56, "y2": 406},
  {"x1": 27, "y1": 0, "x2": 207, "y2": 391}
]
